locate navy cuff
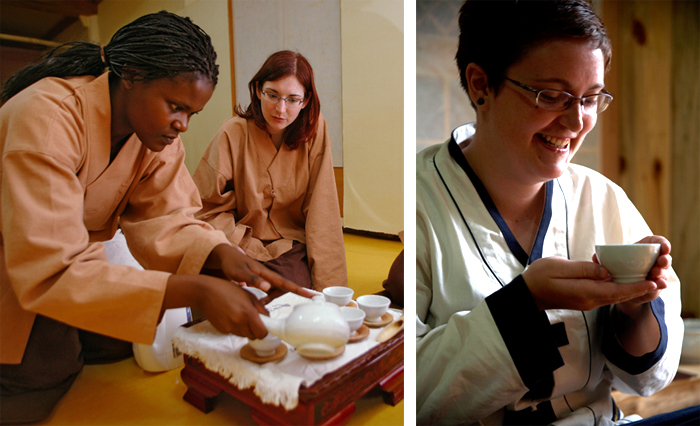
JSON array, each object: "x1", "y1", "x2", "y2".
[
  {"x1": 486, "y1": 275, "x2": 565, "y2": 391},
  {"x1": 602, "y1": 298, "x2": 668, "y2": 375}
]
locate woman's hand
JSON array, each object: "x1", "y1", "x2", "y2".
[
  {"x1": 163, "y1": 274, "x2": 269, "y2": 339},
  {"x1": 207, "y1": 244, "x2": 316, "y2": 299},
  {"x1": 591, "y1": 236, "x2": 671, "y2": 356},
  {"x1": 592, "y1": 235, "x2": 671, "y2": 312},
  {"x1": 522, "y1": 257, "x2": 657, "y2": 311}
]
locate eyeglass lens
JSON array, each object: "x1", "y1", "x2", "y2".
[
  {"x1": 536, "y1": 90, "x2": 611, "y2": 114},
  {"x1": 263, "y1": 92, "x2": 303, "y2": 107}
]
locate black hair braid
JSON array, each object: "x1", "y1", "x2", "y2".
[
  {"x1": 1, "y1": 10, "x2": 218, "y2": 104},
  {"x1": 106, "y1": 11, "x2": 218, "y2": 84}
]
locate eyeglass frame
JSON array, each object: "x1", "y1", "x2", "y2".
[
  {"x1": 504, "y1": 77, "x2": 613, "y2": 114},
  {"x1": 260, "y1": 91, "x2": 305, "y2": 108}
]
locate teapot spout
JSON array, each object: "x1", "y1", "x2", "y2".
[{"x1": 259, "y1": 314, "x2": 285, "y2": 340}]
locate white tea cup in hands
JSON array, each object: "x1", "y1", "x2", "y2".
[{"x1": 594, "y1": 244, "x2": 661, "y2": 284}]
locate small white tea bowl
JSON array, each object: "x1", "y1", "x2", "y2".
[
  {"x1": 357, "y1": 294, "x2": 390, "y2": 322},
  {"x1": 248, "y1": 333, "x2": 281, "y2": 357},
  {"x1": 594, "y1": 244, "x2": 661, "y2": 284},
  {"x1": 322, "y1": 286, "x2": 354, "y2": 306},
  {"x1": 340, "y1": 306, "x2": 366, "y2": 334}
]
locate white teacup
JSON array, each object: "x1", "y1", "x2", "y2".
[
  {"x1": 357, "y1": 295, "x2": 390, "y2": 322},
  {"x1": 248, "y1": 333, "x2": 281, "y2": 357},
  {"x1": 594, "y1": 244, "x2": 661, "y2": 284},
  {"x1": 322, "y1": 286, "x2": 354, "y2": 306},
  {"x1": 340, "y1": 306, "x2": 366, "y2": 335},
  {"x1": 243, "y1": 286, "x2": 268, "y2": 300}
]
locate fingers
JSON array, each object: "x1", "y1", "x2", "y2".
[
  {"x1": 606, "y1": 280, "x2": 658, "y2": 305},
  {"x1": 249, "y1": 263, "x2": 316, "y2": 299},
  {"x1": 636, "y1": 235, "x2": 671, "y2": 255},
  {"x1": 561, "y1": 259, "x2": 609, "y2": 280}
]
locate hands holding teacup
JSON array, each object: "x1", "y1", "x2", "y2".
[{"x1": 522, "y1": 235, "x2": 672, "y2": 313}]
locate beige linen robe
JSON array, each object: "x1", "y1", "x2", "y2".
[
  {"x1": 0, "y1": 74, "x2": 229, "y2": 364},
  {"x1": 192, "y1": 115, "x2": 347, "y2": 290}
]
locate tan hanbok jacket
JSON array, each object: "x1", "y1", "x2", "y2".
[
  {"x1": 0, "y1": 74, "x2": 229, "y2": 364},
  {"x1": 192, "y1": 115, "x2": 347, "y2": 290}
]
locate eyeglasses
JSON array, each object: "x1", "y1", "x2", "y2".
[
  {"x1": 261, "y1": 91, "x2": 305, "y2": 108},
  {"x1": 505, "y1": 77, "x2": 613, "y2": 114}
]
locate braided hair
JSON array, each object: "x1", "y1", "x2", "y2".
[{"x1": 1, "y1": 11, "x2": 218, "y2": 103}]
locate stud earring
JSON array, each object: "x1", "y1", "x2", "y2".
[{"x1": 477, "y1": 98, "x2": 485, "y2": 105}]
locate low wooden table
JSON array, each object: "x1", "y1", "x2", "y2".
[{"x1": 180, "y1": 330, "x2": 404, "y2": 426}]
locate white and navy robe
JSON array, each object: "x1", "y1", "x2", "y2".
[{"x1": 416, "y1": 123, "x2": 683, "y2": 425}]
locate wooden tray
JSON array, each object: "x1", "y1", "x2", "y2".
[{"x1": 180, "y1": 326, "x2": 403, "y2": 426}]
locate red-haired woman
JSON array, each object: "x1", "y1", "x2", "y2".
[{"x1": 193, "y1": 51, "x2": 347, "y2": 291}]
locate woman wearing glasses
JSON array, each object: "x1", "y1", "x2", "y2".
[
  {"x1": 193, "y1": 50, "x2": 347, "y2": 291},
  {"x1": 416, "y1": 1, "x2": 684, "y2": 425}
]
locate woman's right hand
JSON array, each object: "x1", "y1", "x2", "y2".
[
  {"x1": 522, "y1": 257, "x2": 658, "y2": 311},
  {"x1": 163, "y1": 274, "x2": 269, "y2": 339}
]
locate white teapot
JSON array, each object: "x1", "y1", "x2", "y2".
[{"x1": 259, "y1": 300, "x2": 350, "y2": 358}]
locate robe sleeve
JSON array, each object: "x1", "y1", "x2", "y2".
[
  {"x1": 300, "y1": 117, "x2": 347, "y2": 289},
  {"x1": 192, "y1": 119, "x2": 252, "y2": 248},
  {"x1": 119, "y1": 140, "x2": 231, "y2": 276},
  {"x1": 597, "y1": 187, "x2": 683, "y2": 398},
  {"x1": 416, "y1": 197, "x2": 564, "y2": 424},
  {"x1": 1, "y1": 89, "x2": 168, "y2": 347}
]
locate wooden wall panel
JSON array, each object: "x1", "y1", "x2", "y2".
[
  {"x1": 671, "y1": 0, "x2": 700, "y2": 318},
  {"x1": 602, "y1": 0, "x2": 700, "y2": 317},
  {"x1": 617, "y1": 1, "x2": 672, "y2": 238}
]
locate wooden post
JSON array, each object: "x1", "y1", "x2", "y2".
[{"x1": 671, "y1": 0, "x2": 700, "y2": 318}]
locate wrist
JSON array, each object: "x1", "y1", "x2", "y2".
[
  {"x1": 204, "y1": 243, "x2": 233, "y2": 269},
  {"x1": 163, "y1": 274, "x2": 207, "y2": 311},
  {"x1": 615, "y1": 300, "x2": 650, "y2": 320}
]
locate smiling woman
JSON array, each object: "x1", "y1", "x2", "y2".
[
  {"x1": 0, "y1": 12, "x2": 313, "y2": 424},
  {"x1": 416, "y1": 1, "x2": 685, "y2": 425}
]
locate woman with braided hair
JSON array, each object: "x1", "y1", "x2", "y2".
[{"x1": 0, "y1": 11, "x2": 312, "y2": 423}]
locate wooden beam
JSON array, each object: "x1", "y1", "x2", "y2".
[
  {"x1": 228, "y1": 0, "x2": 236, "y2": 116},
  {"x1": 601, "y1": 0, "x2": 620, "y2": 184},
  {"x1": 2, "y1": 0, "x2": 100, "y2": 17},
  {"x1": 671, "y1": 0, "x2": 700, "y2": 318},
  {"x1": 616, "y1": 1, "x2": 672, "y2": 237}
]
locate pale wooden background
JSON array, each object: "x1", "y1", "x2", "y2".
[{"x1": 601, "y1": 0, "x2": 700, "y2": 318}]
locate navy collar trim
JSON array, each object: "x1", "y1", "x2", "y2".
[{"x1": 448, "y1": 137, "x2": 553, "y2": 267}]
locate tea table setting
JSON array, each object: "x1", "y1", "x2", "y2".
[{"x1": 172, "y1": 287, "x2": 404, "y2": 425}]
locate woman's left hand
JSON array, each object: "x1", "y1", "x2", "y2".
[
  {"x1": 592, "y1": 235, "x2": 672, "y2": 312},
  {"x1": 208, "y1": 243, "x2": 316, "y2": 299}
]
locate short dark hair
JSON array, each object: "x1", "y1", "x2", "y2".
[
  {"x1": 1, "y1": 11, "x2": 218, "y2": 103},
  {"x1": 456, "y1": 0, "x2": 611, "y2": 107},
  {"x1": 235, "y1": 50, "x2": 320, "y2": 150}
]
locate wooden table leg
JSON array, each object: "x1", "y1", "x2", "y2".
[
  {"x1": 181, "y1": 364, "x2": 223, "y2": 413},
  {"x1": 379, "y1": 364, "x2": 404, "y2": 406}
]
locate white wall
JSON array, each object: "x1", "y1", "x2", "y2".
[
  {"x1": 232, "y1": 0, "x2": 343, "y2": 168},
  {"x1": 94, "y1": 0, "x2": 403, "y2": 236},
  {"x1": 95, "y1": 0, "x2": 232, "y2": 173},
  {"x1": 341, "y1": 0, "x2": 404, "y2": 235}
]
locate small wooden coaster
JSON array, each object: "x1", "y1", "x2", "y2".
[
  {"x1": 299, "y1": 344, "x2": 345, "y2": 360},
  {"x1": 364, "y1": 312, "x2": 393, "y2": 328},
  {"x1": 348, "y1": 325, "x2": 370, "y2": 343},
  {"x1": 345, "y1": 300, "x2": 358, "y2": 308},
  {"x1": 240, "y1": 343, "x2": 287, "y2": 364}
]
